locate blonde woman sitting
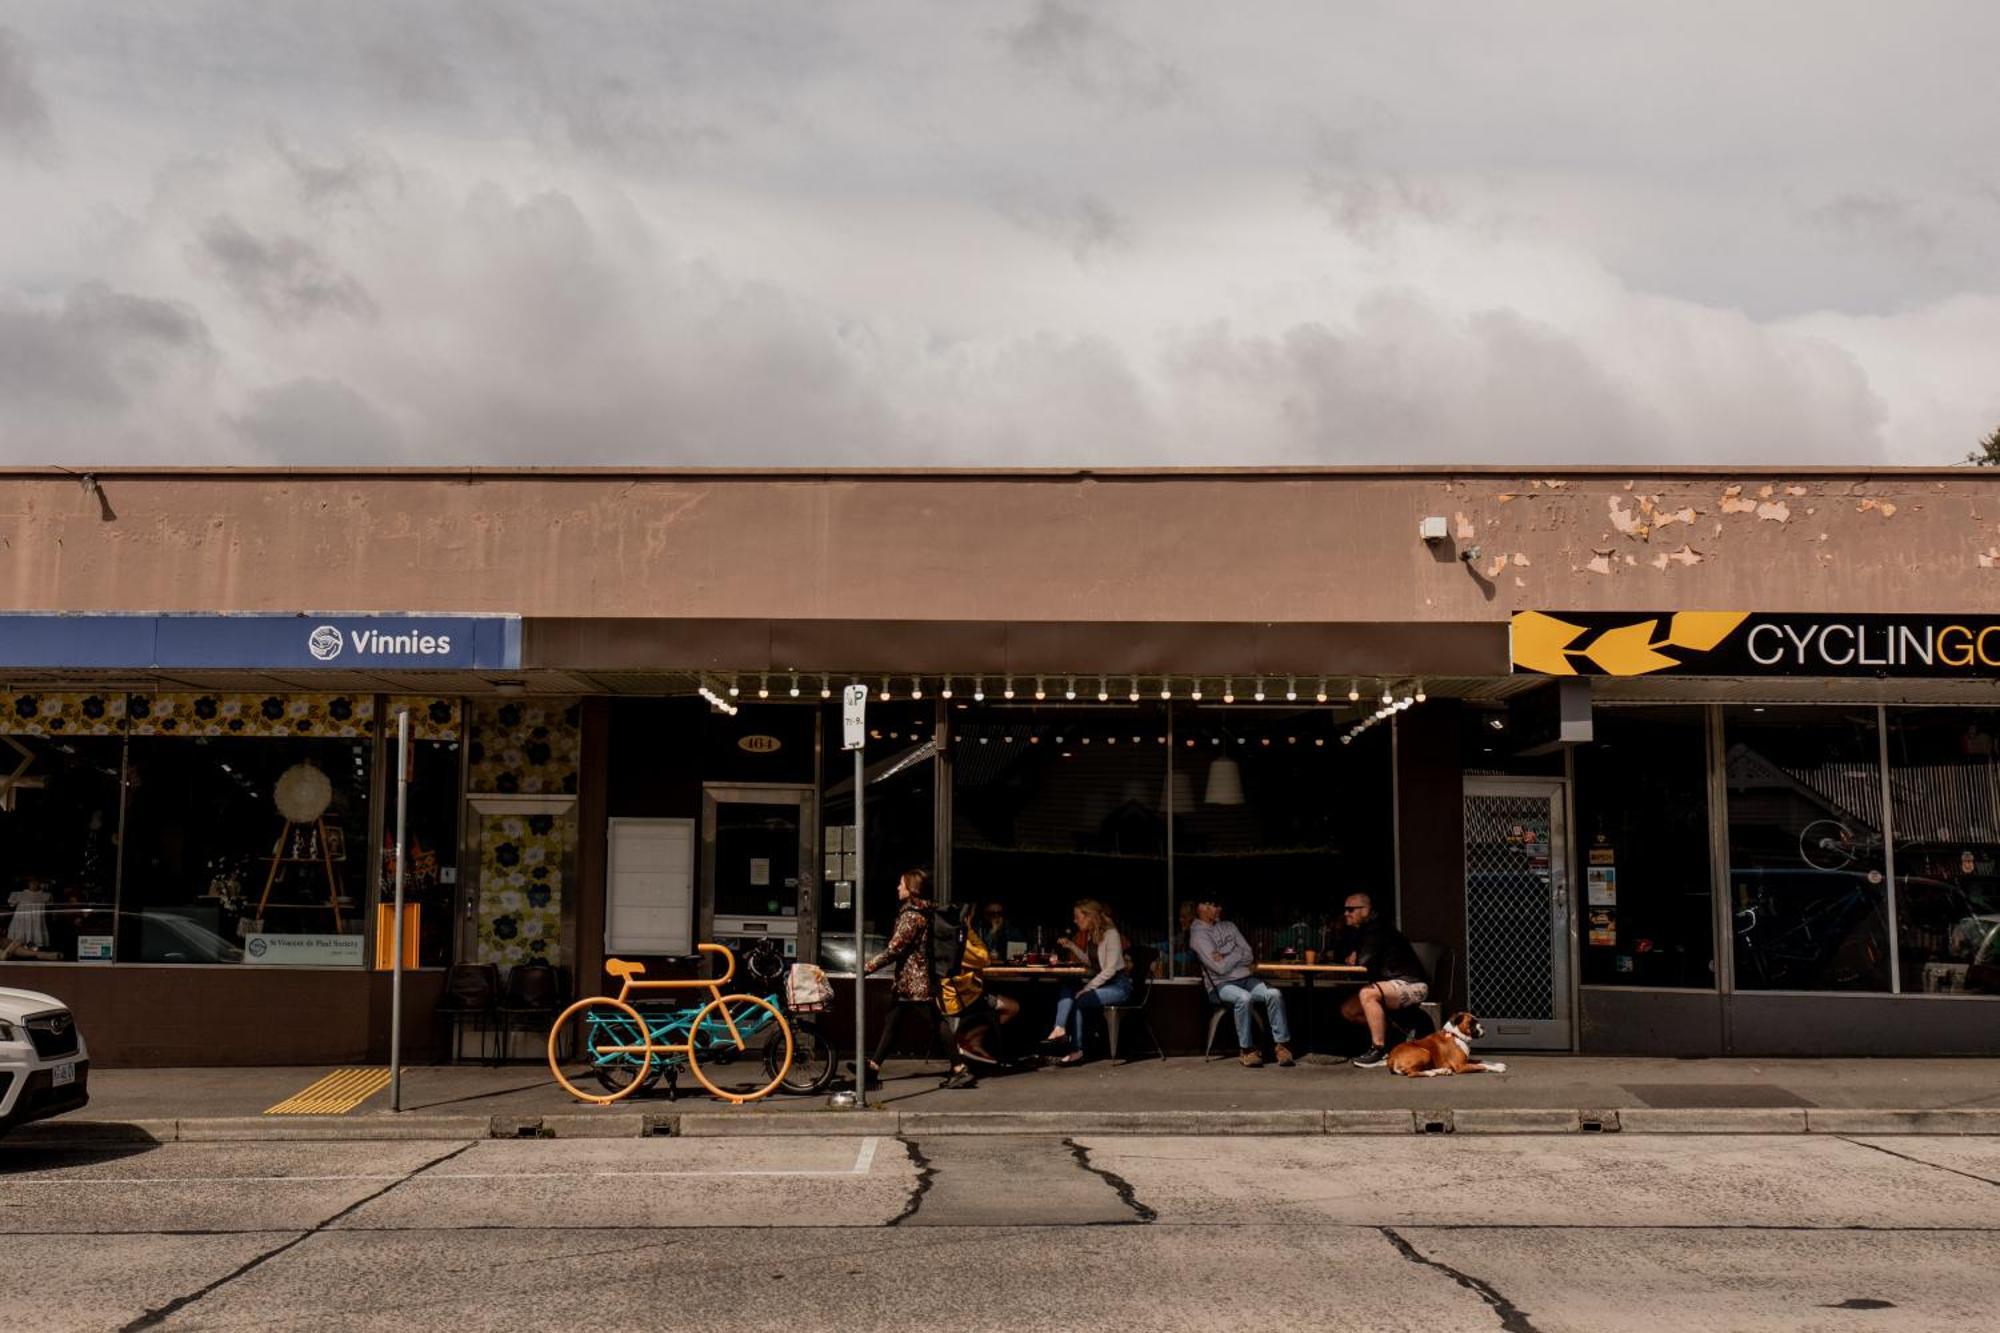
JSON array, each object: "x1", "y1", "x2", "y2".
[{"x1": 1045, "y1": 899, "x2": 1131, "y2": 1066}]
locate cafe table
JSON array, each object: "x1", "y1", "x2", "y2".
[{"x1": 1254, "y1": 962, "x2": 1368, "y2": 1057}]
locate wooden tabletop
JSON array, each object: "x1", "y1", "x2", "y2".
[
  {"x1": 1256, "y1": 963, "x2": 1369, "y2": 976},
  {"x1": 984, "y1": 965, "x2": 1088, "y2": 977}
]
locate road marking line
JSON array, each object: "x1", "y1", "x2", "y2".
[
  {"x1": 264, "y1": 1068, "x2": 394, "y2": 1116},
  {"x1": 853, "y1": 1136, "x2": 878, "y2": 1174}
]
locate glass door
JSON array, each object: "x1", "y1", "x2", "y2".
[
  {"x1": 1462, "y1": 777, "x2": 1573, "y2": 1049},
  {"x1": 701, "y1": 783, "x2": 815, "y2": 960}
]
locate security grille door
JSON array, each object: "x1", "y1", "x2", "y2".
[{"x1": 1462, "y1": 779, "x2": 1572, "y2": 1049}]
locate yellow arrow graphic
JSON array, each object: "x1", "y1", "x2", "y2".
[
  {"x1": 1581, "y1": 619, "x2": 1681, "y2": 676},
  {"x1": 1510, "y1": 612, "x2": 1587, "y2": 675}
]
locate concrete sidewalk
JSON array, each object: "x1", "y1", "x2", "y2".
[{"x1": 11, "y1": 1054, "x2": 2000, "y2": 1142}]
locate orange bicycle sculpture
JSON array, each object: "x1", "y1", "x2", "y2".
[{"x1": 547, "y1": 943, "x2": 794, "y2": 1105}]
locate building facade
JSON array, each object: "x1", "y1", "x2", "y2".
[{"x1": 2, "y1": 466, "x2": 1996, "y2": 1063}]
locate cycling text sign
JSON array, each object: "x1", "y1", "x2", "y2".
[{"x1": 1512, "y1": 611, "x2": 2000, "y2": 678}]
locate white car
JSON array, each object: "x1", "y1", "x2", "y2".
[{"x1": 0, "y1": 987, "x2": 89, "y2": 1135}]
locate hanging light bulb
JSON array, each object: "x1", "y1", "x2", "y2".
[
  {"x1": 910, "y1": 679, "x2": 923, "y2": 700},
  {"x1": 1222, "y1": 678, "x2": 1235, "y2": 704},
  {"x1": 757, "y1": 674, "x2": 770, "y2": 699},
  {"x1": 1003, "y1": 678, "x2": 1016, "y2": 700},
  {"x1": 1381, "y1": 682, "x2": 1394, "y2": 704},
  {"x1": 1415, "y1": 679, "x2": 1427, "y2": 703},
  {"x1": 973, "y1": 676, "x2": 986, "y2": 702},
  {"x1": 1064, "y1": 676, "x2": 1077, "y2": 700},
  {"x1": 1034, "y1": 676, "x2": 1047, "y2": 701},
  {"x1": 1159, "y1": 680, "x2": 1173, "y2": 700},
  {"x1": 1285, "y1": 677, "x2": 1297, "y2": 702},
  {"x1": 789, "y1": 674, "x2": 801, "y2": 698},
  {"x1": 879, "y1": 677, "x2": 892, "y2": 702},
  {"x1": 1253, "y1": 678, "x2": 1266, "y2": 702},
  {"x1": 940, "y1": 678, "x2": 954, "y2": 699},
  {"x1": 1097, "y1": 677, "x2": 1109, "y2": 702},
  {"x1": 1190, "y1": 681, "x2": 1204, "y2": 701},
  {"x1": 727, "y1": 678, "x2": 740, "y2": 698},
  {"x1": 1129, "y1": 679, "x2": 1142, "y2": 702},
  {"x1": 820, "y1": 675, "x2": 832, "y2": 699},
  {"x1": 1316, "y1": 678, "x2": 1329, "y2": 704}
]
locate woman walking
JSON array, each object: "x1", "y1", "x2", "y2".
[
  {"x1": 861, "y1": 868, "x2": 946, "y2": 1080},
  {"x1": 1046, "y1": 899, "x2": 1131, "y2": 1065}
]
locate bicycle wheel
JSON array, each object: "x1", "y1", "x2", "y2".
[
  {"x1": 548, "y1": 996, "x2": 654, "y2": 1105},
  {"x1": 771, "y1": 1016, "x2": 836, "y2": 1094},
  {"x1": 686, "y1": 994, "x2": 791, "y2": 1103}
]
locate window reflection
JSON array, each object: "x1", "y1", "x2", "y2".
[
  {"x1": 1885, "y1": 710, "x2": 2000, "y2": 995},
  {"x1": 0, "y1": 737, "x2": 122, "y2": 962},
  {"x1": 1724, "y1": 707, "x2": 1891, "y2": 992}
]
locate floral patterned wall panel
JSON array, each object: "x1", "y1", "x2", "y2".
[
  {"x1": 0, "y1": 692, "x2": 463, "y2": 739},
  {"x1": 468, "y1": 699, "x2": 581, "y2": 967}
]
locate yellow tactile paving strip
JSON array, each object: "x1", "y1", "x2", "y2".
[{"x1": 264, "y1": 1067, "x2": 394, "y2": 1115}]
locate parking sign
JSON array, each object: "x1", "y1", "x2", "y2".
[{"x1": 842, "y1": 684, "x2": 868, "y2": 750}]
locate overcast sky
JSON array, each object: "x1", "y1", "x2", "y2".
[{"x1": 2, "y1": 2, "x2": 1997, "y2": 467}]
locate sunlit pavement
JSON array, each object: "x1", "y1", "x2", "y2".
[{"x1": 4, "y1": 1132, "x2": 1994, "y2": 1330}]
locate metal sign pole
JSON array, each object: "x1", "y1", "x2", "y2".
[
  {"x1": 389, "y1": 708, "x2": 411, "y2": 1112},
  {"x1": 842, "y1": 685, "x2": 868, "y2": 1107}
]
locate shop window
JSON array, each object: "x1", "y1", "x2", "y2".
[
  {"x1": 1171, "y1": 707, "x2": 1392, "y2": 974},
  {"x1": 1884, "y1": 709, "x2": 2000, "y2": 996},
  {"x1": 951, "y1": 704, "x2": 1166, "y2": 966},
  {"x1": 380, "y1": 740, "x2": 463, "y2": 968},
  {"x1": 120, "y1": 736, "x2": 374, "y2": 966},
  {"x1": 823, "y1": 701, "x2": 937, "y2": 972},
  {"x1": 1572, "y1": 707, "x2": 1714, "y2": 988},
  {"x1": 0, "y1": 737, "x2": 122, "y2": 963},
  {"x1": 1724, "y1": 707, "x2": 1891, "y2": 992}
]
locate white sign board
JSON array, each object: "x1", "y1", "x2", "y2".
[
  {"x1": 242, "y1": 933, "x2": 367, "y2": 967},
  {"x1": 842, "y1": 684, "x2": 868, "y2": 751},
  {"x1": 605, "y1": 817, "x2": 695, "y2": 954}
]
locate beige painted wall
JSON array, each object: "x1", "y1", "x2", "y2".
[{"x1": 7, "y1": 468, "x2": 1998, "y2": 623}]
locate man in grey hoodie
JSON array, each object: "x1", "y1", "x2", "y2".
[{"x1": 1190, "y1": 897, "x2": 1293, "y2": 1067}]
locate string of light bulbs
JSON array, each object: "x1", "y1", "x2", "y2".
[{"x1": 694, "y1": 673, "x2": 1429, "y2": 715}]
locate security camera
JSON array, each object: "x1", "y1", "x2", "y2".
[
  {"x1": 1418, "y1": 516, "x2": 1450, "y2": 544},
  {"x1": 1459, "y1": 544, "x2": 1483, "y2": 564}
]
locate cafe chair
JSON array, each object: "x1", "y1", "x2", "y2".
[
  {"x1": 1203, "y1": 996, "x2": 1271, "y2": 1060},
  {"x1": 497, "y1": 960, "x2": 566, "y2": 1062},
  {"x1": 436, "y1": 962, "x2": 502, "y2": 1065},
  {"x1": 1100, "y1": 946, "x2": 1167, "y2": 1064},
  {"x1": 1410, "y1": 942, "x2": 1452, "y2": 1033}
]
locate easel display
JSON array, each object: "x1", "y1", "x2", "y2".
[{"x1": 253, "y1": 762, "x2": 349, "y2": 932}]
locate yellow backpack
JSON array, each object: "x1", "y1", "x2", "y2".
[{"x1": 938, "y1": 921, "x2": 992, "y2": 1016}]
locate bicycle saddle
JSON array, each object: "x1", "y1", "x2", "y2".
[{"x1": 604, "y1": 958, "x2": 646, "y2": 979}]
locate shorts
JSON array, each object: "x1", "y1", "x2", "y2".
[{"x1": 1376, "y1": 978, "x2": 1430, "y2": 1009}]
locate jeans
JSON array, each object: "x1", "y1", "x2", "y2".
[
  {"x1": 1051, "y1": 975, "x2": 1133, "y2": 1050},
  {"x1": 1214, "y1": 980, "x2": 1291, "y2": 1048}
]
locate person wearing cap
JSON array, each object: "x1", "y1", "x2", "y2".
[{"x1": 1190, "y1": 896, "x2": 1293, "y2": 1067}]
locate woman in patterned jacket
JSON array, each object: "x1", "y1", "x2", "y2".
[{"x1": 862, "y1": 868, "x2": 941, "y2": 1077}]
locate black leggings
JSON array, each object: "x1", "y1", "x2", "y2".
[{"x1": 871, "y1": 998, "x2": 949, "y2": 1065}]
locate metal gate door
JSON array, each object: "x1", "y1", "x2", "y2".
[{"x1": 1462, "y1": 778, "x2": 1571, "y2": 1049}]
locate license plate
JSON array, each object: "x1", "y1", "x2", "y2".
[{"x1": 51, "y1": 1062, "x2": 74, "y2": 1088}]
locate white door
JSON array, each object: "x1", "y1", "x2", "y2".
[{"x1": 1462, "y1": 778, "x2": 1572, "y2": 1049}]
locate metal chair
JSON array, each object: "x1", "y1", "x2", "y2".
[
  {"x1": 1203, "y1": 995, "x2": 1273, "y2": 1059},
  {"x1": 436, "y1": 962, "x2": 501, "y2": 1064},
  {"x1": 1410, "y1": 942, "x2": 1452, "y2": 1033},
  {"x1": 1099, "y1": 946, "x2": 1167, "y2": 1063},
  {"x1": 497, "y1": 961, "x2": 565, "y2": 1062}
]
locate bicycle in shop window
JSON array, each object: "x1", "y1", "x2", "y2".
[{"x1": 546, "y1": 940, "x2": 837, "y2": 1105}]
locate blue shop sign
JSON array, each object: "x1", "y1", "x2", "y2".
[{"x1": 0, "y1": 613, "x2": 521, "y2": 671}]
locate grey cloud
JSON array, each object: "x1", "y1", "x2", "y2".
[
  {"x1": 995, "y1": 189, "x2": 1133, "y2": 263},
  {"x1": 272, "y1": 136, "x2": 402, "y2": 212},
  {"x1": 0, "y1": 282, "x2": 211, "y2": 407},
  {"x1": 1805, "y1": 191, "x2": 1938, "y2": 256},
  {"x1": 1307, "y1": 121, "x2": 1454, "y2": 242},
  {"x1": 358, "y1": 37, "x2": 465, "y2": 108},
  {"x1": 192, "y1": 216, "x2": 377, "y2": 324},
  {"x1": 0, "y1": 25, "x2": 54, "y2": 161},
  {"x1": 1003, "y1": 1, "x2": 1189, "y2": 109},
  {"x1": 234, "y1": 377, "x2": 403, "y2": 461}
]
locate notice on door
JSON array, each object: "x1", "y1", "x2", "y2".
[
  {"x1": 749, "y1": 857, "x2": 771, "y2": 887},
  {"x1": 1586, "y1": 866, "x2": 1616, "y2": 906}
]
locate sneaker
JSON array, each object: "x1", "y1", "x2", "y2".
[
  {"x1": 1238, "y1": 1050, "x2": 1264, "y2": 1067},
  {"x1": 1352, "y1": 1045, "x2": 1390, "y2": 1069},
  {"x1": 942, "y1": 1069, "x2": 979, "y2": 1090},
  {"x1": 1273, "y1": 1044, "x2": 1295, "y2": 1067}
]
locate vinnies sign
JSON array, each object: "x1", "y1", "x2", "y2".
[
  {"x1": 1511, "y1": 611, "x2": 2000, "y2": 678},
  {"x1": 0, "y1": 613, "x2": 520, "y2": 671}
]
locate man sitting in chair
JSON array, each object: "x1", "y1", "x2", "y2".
[
  {"x1": 1190, "y1": 896, "x2": 1293, "y2": 1067},
  {"x1": 1336, "y1": 891, "x2": 1431, "y2": 1069}
]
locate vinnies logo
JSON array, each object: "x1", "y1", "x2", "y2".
[
  {"x1": 306, "y1": 625, "x2": 344, "y2": 661},
  {"x1": 305, "y1": 623, "x2": 456, "y2": 662}
]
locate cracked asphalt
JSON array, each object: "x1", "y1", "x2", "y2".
[{"x1": 2, "y1": 1133, "x2": 1995, "y2": 1331}]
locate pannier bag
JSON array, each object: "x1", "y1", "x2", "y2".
[{"x1": 786, "y1": 962, "x2": 833, "y2": 1011}]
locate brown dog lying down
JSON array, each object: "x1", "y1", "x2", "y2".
[{"x1": 1384, "y1": 1011, "x2": 1508, "y2": 1077}]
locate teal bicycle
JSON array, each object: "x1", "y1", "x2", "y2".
[{"x1": 548, "y1": 940, "x2": 836, "y2": 1103}]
